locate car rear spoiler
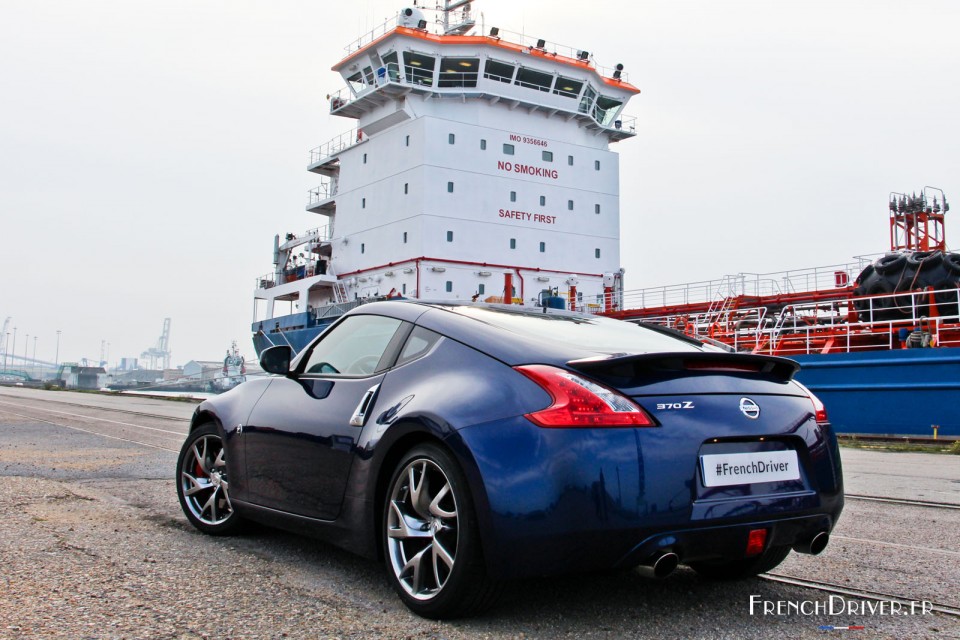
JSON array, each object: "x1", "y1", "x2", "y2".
[{"x1": 567, "y1": 352, "x2": 800, "y2": 382}]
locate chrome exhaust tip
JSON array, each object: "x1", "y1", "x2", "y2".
[
  {"x1": 635, "y1": 552, "x2": 679, "y2": 579},
  {"x1": 793, "y1": 531, "x2": 830, "y2": 555}
]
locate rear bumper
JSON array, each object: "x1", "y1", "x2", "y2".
[{"x1": 452, "y1": 415, "x2": 843, "y2": 580}]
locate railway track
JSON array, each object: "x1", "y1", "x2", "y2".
[
  {"x1": 846, "y1": 493, "x2": 960, "y2": 511},
  {"x1": 762, "y1": 573, "x2": 960, "y2": 618},
  {"x1": 0, "y1": 391, "x2": 192, "y2": 422},
  {"x1": 0, "y1": 397, "x2": 185, "y2": 453}
]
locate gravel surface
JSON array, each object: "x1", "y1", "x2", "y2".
[{"x1": 1, "y1": 402, "x2": 958, "y2": 639}]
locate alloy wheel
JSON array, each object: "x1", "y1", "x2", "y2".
[
  {"x1": 386, "y1": 457, "x2": 459, "y2": 600},
  {"x1": 179, "y1": 433, "x2": 233, "y2": 526}
]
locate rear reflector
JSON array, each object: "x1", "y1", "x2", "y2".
[
  {"x1": 515, "y1": 364, "x2": 657, "y2": 428},
  {"x1": 746, "y1": 528, "x2": 768, "y2": 557}
]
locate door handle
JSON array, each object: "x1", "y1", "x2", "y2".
[{"x1": 349, "y1": 383, "x2": 381, "y2": 427}]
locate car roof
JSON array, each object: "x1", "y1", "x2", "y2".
[{"x1": 349, "y1": 300, "x2": 703, "y2": 366}]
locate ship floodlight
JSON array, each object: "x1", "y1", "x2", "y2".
[
  {"x1": 490, "y1": 27, "x2": 499, "y2": 37},
  {"x1": 384, "y1": 270, "x2": 395, "y2": 277},
  {"x1": 431, "y1": 266, "x2": 447, "y2": 272},
  {"x1": 402, "y1": 268, "x2": 414, "y2": 274},
  {"x1": 536, "y1": 276, "x2": 550, "y2": 282},
  {"x1": 615, "y1": 63, "x2": 624, "y2": 71},
  {"x1": 578, "y1": 50, "x2": 589, "y2": 60},
  {"x1": 477, "y1": 270, "x2": 492, "y2": 277},
  {"x1": 536, "y1": 38, "x2": 546, "y2": 49},
  {"x1": 417, "y1": 19, "x2": 427, "y2": 29}
]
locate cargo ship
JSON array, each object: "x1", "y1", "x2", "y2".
[
  {"x1": 251, "y1": 2, "x2": 958, "y2": 437},
  {"x1": 607, "y1": 188, "x2": 959, "y2": 437}
]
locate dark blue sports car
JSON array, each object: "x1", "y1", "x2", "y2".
[{"x1": 177, "y1": 301, "x2": 843, "y2": 618}]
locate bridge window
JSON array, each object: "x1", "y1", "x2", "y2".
[
  {"x1": 553, "y1": 77, "x2": 583, "y2": 98},
  {"x1": 484, "y1": 60, "x2": 515, "y2": 83},
  {"x1": 515, "y1": 67, "x2": 553, "y2": 92},
  {"x1": 382, "y1": 52, "x2": 400, "y2": 81},
  {"x1": 403, "y1": 52, "x2": 435, "y2": 85},
  {"x1": 578, "y1": 84, "x2": 596, "y2": 115},
  {"x1": 594, "y1": 95, "x2": 623, "y2": 126},
  {"x1": 439, "y1": 57, "x2": 479, "y2": 87}
]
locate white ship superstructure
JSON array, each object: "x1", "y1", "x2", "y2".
[{"x1": 253, "y1": 2, "x2": 639, "y2": 350}]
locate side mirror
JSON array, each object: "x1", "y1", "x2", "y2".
[{"x1": 260, "y1": 345, "x2": 294, "y2": 375}]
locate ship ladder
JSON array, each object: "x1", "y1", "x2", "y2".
[
  {"x1": 333, "y1": 279, "x2": 348, "y2": 304},
  {"x1": 768, "y1": 305, "x2": 799, "y2": 355}
]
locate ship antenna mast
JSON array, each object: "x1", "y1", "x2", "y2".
[{"x1": 440, "y1": 0, "x2": 475, "y2": 35}]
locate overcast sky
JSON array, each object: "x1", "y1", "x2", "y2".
[{"x1": 1, "y1": 0, "x2": 958, "y2": 367}]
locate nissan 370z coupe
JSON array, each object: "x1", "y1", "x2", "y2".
[{"x1": 176, "y1": 301, "x2": 843, "y2": 618}]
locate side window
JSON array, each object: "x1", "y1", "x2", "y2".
[
  {"x1": 302, "y1": 315, "x2": 404, "y2": 376},
  {"x1": 395, "y1": 326, "x2": 442, "y2": 367}
]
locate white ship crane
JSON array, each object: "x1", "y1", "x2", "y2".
[{"x1": 140, "y1": 318, "x2": 171, "y2": 370}]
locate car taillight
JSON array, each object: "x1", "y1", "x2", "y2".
[
  {"x1": 794, "y1": 381, "x2": 829, "y2": 424},
  {"x1": 514, "y1": 364, "x2": 657, "y2": 428}
]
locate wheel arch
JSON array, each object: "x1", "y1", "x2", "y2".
[
  {"x1": 190, "y1": 408, "x2": 222, "y2": 433},
  {"x1": 369, "y1": 421, "x2": 494, "y2": 570}
]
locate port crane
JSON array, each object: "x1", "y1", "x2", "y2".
[{"x1": 140, "y1": 318, "x2": 171, "y2": 370}]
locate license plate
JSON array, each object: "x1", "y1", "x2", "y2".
[{"x1": 700, "y1": 450, "x2": 800, "y2": 487}]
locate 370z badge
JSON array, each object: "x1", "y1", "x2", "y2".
[{"x1": 657, "y1": 401, "x2": 695, "y2": 410}]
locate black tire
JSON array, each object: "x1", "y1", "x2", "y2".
[
  {"x1": 689, "y1": 544, "x2": 791, "y2": 580},
  {"x1": 944, "y1": 252, "x2": 960, "y2": 275},
  {"x1": 874, "y1": 253, "x2": 906, "y2": 275},
  {"x1": 933, "y1": 281, "x2": 960, "y2": 318},
  {"x1": 382, "y1": 443, "x2": 501, "y2": 619},
  {"x1": 906, "y1": 251, "x2": 943, "y2": 270},
  {"x1": 176, "y1": 423, "x2": 244, "y2": 536}
]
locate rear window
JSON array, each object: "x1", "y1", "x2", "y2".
[{"x1": 442, "y1": 306, "x2": 702, "y2": 354}]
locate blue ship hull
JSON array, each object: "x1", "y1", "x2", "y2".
[
  {"x1": 252, "y1": 312, "x2": 336, "y2": 358},
  {"x1": 793, "y1": 348, "x2": 960, "y2": 438}
]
